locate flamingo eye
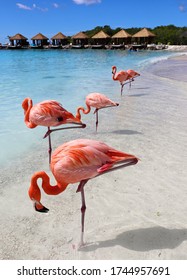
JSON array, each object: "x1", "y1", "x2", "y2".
[{"x1": 57, "y1": 117, "x2": 63, "y2": 122}]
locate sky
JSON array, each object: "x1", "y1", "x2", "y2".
[{"x1": 0, "y1": 0, "x2": 186, "y2": 43}]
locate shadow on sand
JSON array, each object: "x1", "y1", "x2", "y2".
[
  {"x1": 127, "y1": 93, "x2": 149, "y2": 97},
  {"x1": 111, "y1": 129, "x2": 142, "y2": 135},
  {"x1": 80, "y1": 227, "x2": 187, "y2": 252}
]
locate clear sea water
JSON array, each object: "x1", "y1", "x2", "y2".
[{"x1": 0, "y1": 49, "x2": 180, "y2": 166}]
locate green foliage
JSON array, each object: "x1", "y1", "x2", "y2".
[{"x1": 84, "y1": 25, "x2": 187, "y2": 45}]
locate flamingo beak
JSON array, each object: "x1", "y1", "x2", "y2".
[
  {"x1": 34, "y1": 202, "x2": 49, "y2": 213},
  {"x1": 65, "y1": 112, "x2": 86, "y2": 127}
]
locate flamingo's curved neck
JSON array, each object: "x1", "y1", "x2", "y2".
[
  {"x1": 112, "y1": 67, "x2": 117, "y2": 81},
  {"x1": 22, "y1": 98, "x2": 37, "y2": 128},
  {"x1": 28, "y1": 171, "x2": 68, "y2": 203},
  {"x1": 76, "y1": 103, "x2": 91, "y2": 120}
]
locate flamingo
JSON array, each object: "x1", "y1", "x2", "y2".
[
  {"x1": 76, "y1": 92, "x2": 119, "y2": 131},
  {"x1": 112, "y1": 66, "x2": 132, "y2": 96},
  {"x1": 22, "y1": 97, "x2": 86, "y2": 162},
  {"x1": 126, "y1": 69, "x2": 140, "y2": 88},
  {"x1": 28, "y1": 138, "x2": 139, "y2": 246}
]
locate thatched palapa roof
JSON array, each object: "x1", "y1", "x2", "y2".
[
  {"x1": 112, "y1": 29, "x2": 131, "y2": 38},
  {"x1": 51, "y1": 32, "x2": 66, "y2": 40},
  {"x1": 92, "y1": 30, "x2": 110, "y2": 39},
  {"x1": 31, "y1": 33, "x2": 49, "y2": 40},
  {"x1": 71, "y1": 32, "x2": 88, "y2": 39},
  {"x1": 9, "y1": 33, "x2": 28, "y2": 40},
  {"x1": 132, "y1": 28, "x2": 155, "y2": 38}
]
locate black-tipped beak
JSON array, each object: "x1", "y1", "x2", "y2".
[
  {"x1": 81, "y1": 123, "x2": 86, "y2": 128},
  {"x1": 43, "y1": 122, "x2": 86, "y2": 138},
  {"x1": 34, "y1": 203, "x2": 49, "y2": 213}
]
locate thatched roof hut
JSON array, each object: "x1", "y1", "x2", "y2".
[
  {"x1": 112, "y1": 29, "x2": 132, "y2": 45},
  {"x1": 51, "y1": 32, "x2": 67, "y2": 46},
  {"x1": 71, "y1": 32, "x2": 88, "y2": 46},
  {"x1": 132, "y1": 28, "x2": 156, "y2": 44},
  {"x1": 91, "y1": 30, "x2": 110, "y2": 47},
  {"x1": 9, "y1": 33, "x2": 29, "y2": 47},
  {"x1": 31, "y1": 33, "x2": 49, "y2": 47}
]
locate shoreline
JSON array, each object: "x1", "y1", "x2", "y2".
[
  {"x1": 0, "y1": 54, "x2": 187, "y2": 260},
  {"x1": 146, "y1": 53, "x2": 187, "y2": 82}
]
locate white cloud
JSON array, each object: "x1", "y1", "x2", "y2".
[
  {"x1": 73, "y1": 0, "x2": 101, "y2": 5},
  {"x1": 53, "y1": 3, "x2": 60, "y2": 8},
  {"x1": 16, "y1": 3, "x2": 48, "y2": 12},
  {"x1": 16, "y1": 3, "x2": 32, "y2": 10},
  {"x1": 179, "y1": 4, "x2": 186, "y2": 12}
]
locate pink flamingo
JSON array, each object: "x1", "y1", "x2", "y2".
[
  {"x1": 76, "y1": 92, "x2": 119, "y2": 131},
  {"x1": 28, "y1": 138, "x2": 139, "y2": 246},
  {"x1": 112, "y1": 65, "x2": 132, "y2": 95},
  {"x1": 22, "y1": 97, "x2": 86, "y2": 162},
  {"x1": 126, "y1": 69, "x2": 140, "y2": 88}
]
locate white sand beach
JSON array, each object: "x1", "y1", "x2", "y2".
[{"x1": 0, "y1": 54, "x2": 187, "y2": 260}]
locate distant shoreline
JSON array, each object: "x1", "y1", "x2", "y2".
[{"x1": 1, "y1": 44, "x2": 187, "y2": 51}]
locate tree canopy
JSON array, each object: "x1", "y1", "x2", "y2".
[{"x1": 84, "y1": 25, "x2": 187, "y2": 45}]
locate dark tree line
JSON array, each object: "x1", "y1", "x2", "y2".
[{"x1": 84, "y1": 25, "x2": 187, "y2": 45}]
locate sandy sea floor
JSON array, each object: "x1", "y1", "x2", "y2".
[{"x1": 0, "y1": 54, "x2": 187, "y2": 260}]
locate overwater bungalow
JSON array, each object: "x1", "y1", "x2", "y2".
[
  {"x1": 51, "y1": 32, "x2": 67, "y2": 48},
  {"x1": 111, "y1": 29, "x2": 132, "y2": 49},
  {"x1": 8, "y1": 33, "x2": 29, "y2": 49},
  {"x1": 132, "y1": 28, "x2": 156, "y2": 46},
  {"x1": 91, "y1": 30, "x2": 110, "y2": 49},
  {"x1": 31, "y1": 33, "x2": 49, "y2": 48},
  {"x1": 71, "y1": 32, "x2": 88, "y2": 48}
]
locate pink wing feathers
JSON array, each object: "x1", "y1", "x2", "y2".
[
  {"x1": 51, "y1": 139, "x2": 138, "y2": 184},
  {"x1": 86, "y1": 93, "x2": 118, "y2": 109}
]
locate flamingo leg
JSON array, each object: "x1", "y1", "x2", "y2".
[
  {"x1": 74, "y1": 159, "x2": 138, "y2": 247},
  {"x1": 43, "y1": 123, "x2": 86, "y2": 139},
  {"x1": 121, "y1": 83, "x2": 125, "y2": 96},
  {"x1": 96, "y1": 158, "x2": 138, "y2": 178},
  {"x1": 43, "y1": 124, "x2": 86, "y2": 164},
  {"x1": 76, "y1": 179, "x2": 89, "y2": 246},
  {"x1": 80, "y1": 187, "x2": 86, "y2": 246},
  {"x1": 95, "y1": 109, "x2": 99, "y2": 132},
  {"x1": 47, "y1": 127, "x2": 52, "y2": 164},
  {"x1": 93, "y1": 105, "x2": 119, "y2": 132}
]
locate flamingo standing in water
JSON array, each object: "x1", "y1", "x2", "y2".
[
  {"x1": 112, "y1": 66, "x2": 140, "y2": 94},
  {"x1": 22, "y1": 97, "x2": 86, "y2": 162},
  {"x1": 76, "y1": 92, "x2": 119, "y2": 131},
  {"x1": 112, "y1": 66, "x2": 132, "y2": 96},
  {"x1": 28, "y1": 138, "x2": 139, "y2": 246}
]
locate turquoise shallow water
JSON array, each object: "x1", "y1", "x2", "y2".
[{"x1": 0, "y1": 49, "x2": 181, "y2": 165}]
